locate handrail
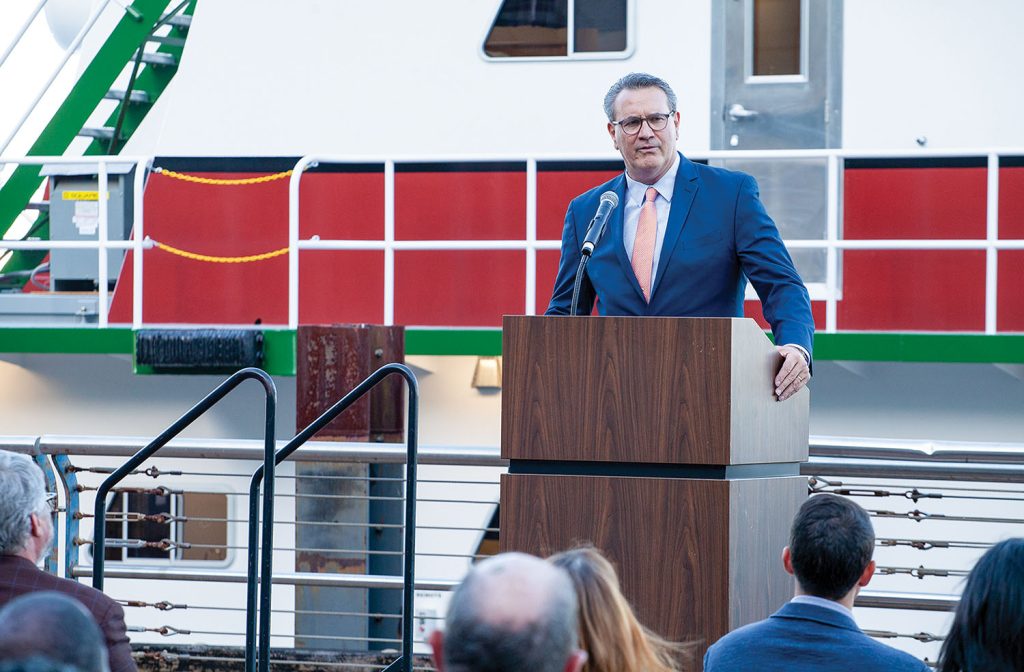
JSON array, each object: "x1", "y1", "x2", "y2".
[
  {"x1": 5, "y1": 149, "x2": 1024, "y2": 333},
  {"x1": 0, "y1": 0, "x2": 48, "y2": 71},
  {"x1": 0, "y1": 0, "x2": 117, "y2": 156},
  {"x1": 243, "y1": 362, "x2": 419, "y2": 672},
  {"x1": 91, "y1": 368, "x2": 277, "y2": 592},
  {"x1": 4, "y1": 433, "x2": 1022, "y2": 467},
  {"x1": 284, "y1": 150, "x2": 1024, "y2": 332},
  {"x1": 0, "y1": 155, "x2": 152, "y2": 326},
  {"x1": 810, "y1": 436, "x2": 1024, "y2": 464}
]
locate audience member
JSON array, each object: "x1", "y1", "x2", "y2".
[
  {"x1": 0, "y1": 658, "x2": 78, "y2": 672},
  {"x1": 0, "y1": 591, "x2": 109, "y2": 672},
  {"x1": 429, "y1": 552, "x2": 586, "y2": 672},
  {"x1": 703, "y1": 494, "x2": 929, "y2": 671},
  {"x1": 0, "y1": 450, "x2": 136, "y2": 672},
  {"x1": 550, "y1": 546, "x2": 693, "y2": 672},
  {"x1": 938, "y1": 537, "x2": 1024, "y2": 672}
]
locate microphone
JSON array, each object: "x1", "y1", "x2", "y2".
[{"x1": 580, "y1": 191, "x2": 619, "y2": 256}]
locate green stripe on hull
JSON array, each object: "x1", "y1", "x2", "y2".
[{"x1": 0, "y1": 328, "x2": 1020, "y2": 374}]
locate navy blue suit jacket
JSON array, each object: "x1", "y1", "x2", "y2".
[
  {"x1": 545, "y1": 154, "x2": 814, "y2": 356},
  {"x1": 703, "y1": 601, "x2": 930, "y2": 672}
]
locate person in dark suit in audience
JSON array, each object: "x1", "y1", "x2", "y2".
[
  {"x1": 938, "y1": 537, "x2": 1024, "y2": 672},
  {"x1": 703, "y1": 494, "x2": 930, "y2": 672},
  {"x1": 0, "y1": 450, "x2": 136, "y2": 672},
  {"x1": 429, "y1": 552, "x2": 587, "y2": 672},
  {"x1": 0, "y1": 591, "x2": 109, "y2": 672}
]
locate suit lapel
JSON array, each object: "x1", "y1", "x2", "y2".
[
  {"x1": 607, "y1": 176, "x2": 647, "y2": 302},
  {"x1": 651, "y1": 154, "x2": 699, "y2": 298}
]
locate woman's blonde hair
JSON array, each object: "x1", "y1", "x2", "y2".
[{"x1": 549, "y1": 546, "x2": 694, "y2": 672}]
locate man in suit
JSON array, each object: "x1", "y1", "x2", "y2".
[
  {"x1": 546, "y1": 72, "x2": 813, "y2": 401},
  {"x1": 0, "y1": 450, "x2": 136, "y2": 672},
  {"x1": 428, "y1": 552, "x2": 587, "y2": 672},
  {"x1": 0, "y1": 591, "x2": 110, "y2": 672},
  {"x1": 703, "y1": 494, "x2": 930, "y2": 671}
]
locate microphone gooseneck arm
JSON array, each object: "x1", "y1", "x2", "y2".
[{"x1": 570, "y1": 191, "x2": 619, "y2": 316}]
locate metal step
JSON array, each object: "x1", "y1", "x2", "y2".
[
  {"x1": 160, "y1": 13, "x2": 192, "y2": 29},
  {"x1": 78, "y1": 127, "x2": 116, "y2": 141},
  {"x1": 146, "y1": 34, "x2": 186, "y2": 48},
  {"x1": 135, "y1": 51, "x2": 177, "y2": 67},
  {"x1": 104, "y1": 89, "x2": 151, "y2": 104},
  {"x1": 25, "y1": 201, "x2": 49, "y2": 211}
]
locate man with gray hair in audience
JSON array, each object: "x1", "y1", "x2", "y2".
[
  {"x1": 0, "y1": 591, "x2": 109, "y2": 672},
  {"x1": 0, "y1": 449, "x2": 136, "y2": 672},
  {"x1": 428, "y1": 552, "x2": 587, "y2": 672}
]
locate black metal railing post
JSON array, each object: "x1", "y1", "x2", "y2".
[
  {"x1": 244, "y1": 363, "x2": 418, "y2": 672},
  {"x1": 92, "y1": 367, "x2": 276, "y2": 591}
]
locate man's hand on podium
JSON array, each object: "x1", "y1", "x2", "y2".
[{"x1": 774, "y1": 345, "x2": 810, "y2": 401}]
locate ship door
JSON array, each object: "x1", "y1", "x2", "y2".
[
  {"x1": 710, "y1": 0, "x2": 843, "y2": 298},
  {"x1": 712, "y1": 0, "x2": 841, "y2": 149}
]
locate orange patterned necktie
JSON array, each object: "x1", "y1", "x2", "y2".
[{"x1": 631, "y1": 187, "x2": 658, "y2": 301}]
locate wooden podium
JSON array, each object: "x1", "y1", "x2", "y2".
[{"x1": 498, "y1": 316, "x2": 808, "y2": 656}]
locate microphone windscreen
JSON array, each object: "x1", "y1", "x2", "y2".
[{"x1": 599, "y1": 191, "x2": 619, "y2": 208}]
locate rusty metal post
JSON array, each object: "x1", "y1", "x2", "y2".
[{"x1": 294, "y1": 325, "x2": 404, "y2": 651}]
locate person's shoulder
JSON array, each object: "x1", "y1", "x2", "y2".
[
  {"x1": 707, "y1": 616, "x2": 777, "y2": 651},
  {"x1": 704, "y1": 618, "x2": 780, "y2": 670},
  {"x1": 856, "y1": 634, "x2": 932, "y2": 671},
  {"x1": 28, "y1": 569, "x2": 120, "y2": 616}
]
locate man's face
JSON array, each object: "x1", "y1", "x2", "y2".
[
  {"x1": 606, "y1": 86, "x2": 680, "y2": 184},
  {"x1": 30, "y1": 500, "x2": 55, "y2": 564}
]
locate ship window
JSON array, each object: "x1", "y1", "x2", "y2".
[
  {"x1": 483, "y1": 0, "x2": 630, "y2": 59},
  {"x1": 752, "y1": 0, "x2": 803, "y2": 76},
  {"x1": 103, "y1": 491, "x2": 229, "y2": 563}
]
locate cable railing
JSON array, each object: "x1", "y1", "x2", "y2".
[
  {"x1": 5, "y1": 433, "x2": 1022, "y2": 667},
  {"x1": 2, "y1": 148, "x2": 1024, "y2": 333}
]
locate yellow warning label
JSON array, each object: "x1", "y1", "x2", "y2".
[{"x1": 62, "y1": 191, "x2": 109, "y2": 201}]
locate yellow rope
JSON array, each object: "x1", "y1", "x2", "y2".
[
  {"x1": 154, "y1": 167, "x2": 294, "y2": 185},
  {"x1": 154, "y1": 240, "x2": 289, "y2": 264}
]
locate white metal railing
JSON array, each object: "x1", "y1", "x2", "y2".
[
  {"x1": 3, "y1": 149, "x2": 1024, "y2": 332},
  {"x1": 4, "y1": 432, "x2": 1024, "y2": 663},
  {"x1": 0, "y1": 0, "x2": 123, "y2": 156},
  {"x1": 0, "y1": 155, "x2": 151, "y2": 328},
  {"x1": 286, "y1": 149, "x2": 1024, "y2": 333}
]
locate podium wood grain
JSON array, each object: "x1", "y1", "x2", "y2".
[
  {"x1": 500, "y1": 473, "x2": 806, "y2": 655},
  {"x1": 501, "y1": 316, "x2": 807, "y2": 465}
]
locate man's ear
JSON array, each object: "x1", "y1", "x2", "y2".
[
  {"x1": 782, "y1": 546, "x2": 795, "y2": 576},
  {"x1": 29, "y1": 512, "x2": 43, "y2": 536},
  {"x1": 565, "y1": 649, "x2": 588, "y2": 672},
  {"x1": 607, "y1": 122, "x2": 619, "y2": 150},
  {"x1": 429, "y1": 630, "x2": 445, "y2": 672},
  {"x1": 858, "y1": 560, "x2": 876, "y2": 588}
]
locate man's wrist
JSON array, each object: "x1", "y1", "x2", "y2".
[{"x1": 782, "y1": 343, "x2": 811, "y2": 366}]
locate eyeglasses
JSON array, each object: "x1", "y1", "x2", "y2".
[
  {"x1": 44, "y1": 492, "x2": 58, "y2": 513},
  {"x1": 612, "y1": 112, "x2": 675, "y2": 135}
]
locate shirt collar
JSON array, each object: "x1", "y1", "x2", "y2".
[
  {"x1": 625, "y1": 152, "x2": 680, "y2": 205},
  {"x1": 791, "y1": 594, "x2": 854, "y2": 616}
]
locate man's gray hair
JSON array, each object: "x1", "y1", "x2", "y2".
[
  {"x1": 0, "y1": 450, "x2": 48, "y2": 554},
  {"x1": 603, "y1": 72, "x2": 678, "y2": 121},
  {"x1": 442, "y1": 553, "x2": 579, "y2": 672}
]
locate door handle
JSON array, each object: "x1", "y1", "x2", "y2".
[{"x1": 727, "y1": 103, "x2": 760, "y2": 121}]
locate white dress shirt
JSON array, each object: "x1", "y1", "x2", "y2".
[
  {"x1": 790, "y1": 594, "x2": 853, "y2": 617},
  {"x1": 622, "y1": 153, "x2": 681, "y2": 295}
]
